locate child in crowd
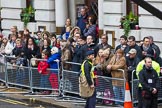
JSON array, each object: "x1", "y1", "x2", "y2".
[
  {"x1": 62, "y1": 26, "x2": 72, "y2": 40},
  {"x1": 47, "y1": 47, "x2": 61, "y2": 94},
  {"x1": 12, "y1": 38, "x2": 26, "y2": 84},
  {"x1": 37, "y1": 49, "x2": 50, "y2": 94}
]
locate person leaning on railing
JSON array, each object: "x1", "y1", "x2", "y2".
[{"x1": 107, "y1": 49, "x2": 127, "y2": 105}]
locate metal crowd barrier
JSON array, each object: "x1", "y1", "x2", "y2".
[
  {"x1": 96, "y1": 69, "x2": 126, "y2": 103},
  {"x1": 0, "y1": 55, "x2": 31, "y2": 93},
  {"x1": 0, "y1": 54, "x2": 6, "y2": 83},
  {"x1": 59, "y1": 61, "x2": 85, "y2": 102},
  {"x1": 29, "y1": 58, "x2": 60, "y2": 97},
  {"x1": 60, "y1": 61, "x2": 127, "y2": 103},
  {"x1": 0, "y1": 56, "x2": 61, "y2": 95}
]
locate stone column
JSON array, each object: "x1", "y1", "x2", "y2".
[
  {"x1": 55, "y1": 0, "x2": 68, "y2": 34},
  {"x1": 68, "y1": 0, "x2": 76, "y2": 26},
  {"x1": 98, "y1": 0, "x2": 103, "y2": 36},
  {"x1": 122, "y1": 0, "x2": 127, "y2": 16}
]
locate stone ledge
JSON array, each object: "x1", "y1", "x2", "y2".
[
  {"x1": 35, "y1": 10, "x2": 55, "y2": 21},
  {"x1": 1, "y1": 8, "x2": 21, "y2": 19},
  {"x1": 34, "y1": 0, "x2": 55, "y2": 10},
  {"x1": 1, "y1": 0, "x2": 26, "y2": 8}
]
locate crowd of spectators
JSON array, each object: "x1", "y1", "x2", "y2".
[{"x1": 0, "y1": 6, "x2": 161, "y2": 98}]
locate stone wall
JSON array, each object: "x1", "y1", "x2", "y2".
[
  {"x1": 1, "y1": 0, "x2": 26, "y2": 37},
  {"x1": 0, "y1": 0, "x2": 56, "y2": 37}
]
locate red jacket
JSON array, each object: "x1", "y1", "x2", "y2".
[{"x1": 38, "y1": 61, "x2": 49, "y2": 75}]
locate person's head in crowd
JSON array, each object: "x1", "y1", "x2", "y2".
[
  {"x1": 60, "y1": 40, "x2": 69, "y2": 50},
  {"x1": 101, "y1": 34, "x2": 108, "y2": 44},
  {"x1": 41, "y1": 31, "x2": 50, "y2": 40},
  {"x1": 94, "y1": 49, "x2": 104, "y2": 65},
  {"x1": 78, "y1": 36, "x2": 86, "y2": 45},
  {"x1": 97, "y1": 49, "x2": 104, "y2": 57},
  {"x1": 143, "y1": 37, "x2": 150, "y2": 47},
  {"x1": 51, "y1": 47, "x2": 59, "y2": 55},
  {"x1": 2, "y1": 37, "x2": 8, "y2": 45},
  {"x1": 26, "y1": 37, "x2": 37, "y2": 48},
  {"x1": 55, "y1": 38, "x2": 61, "y2": 49},
  {"x1": 36, "y1": 31, "x2": 42, "y2": 40},
  {"x1": 67, "y1": 37, "x2": 74, "y2": 45},
  {"x1": 103, "y1": 48, "x2": 111, "y2": 59},
  {"x1": 10, "y1": 34, "x2": 17, "y2": 42},
  {"x1": 50, "y1": 33, "x2": 56, "y2": 46},
  {"x1": 43, "y1": 38, "x2": 51, "y2": 48},
  {"x1": 148, "y1": 36, "x2": 154, "y2": 44},
  {"x1": 86, "y1": 50, "x2": 94, "y2": 60},
  {"x1": 87, "y1": 15, "x2": 96, "y2": 25},
  {"x1": 65, "y1": 18, "x2": 71, "y2": 27},
  {"x1": 80, "y1": 8, "x2": 86, "y2": 16},
  {"x1": 24, "y1": 28, "x2": 30, "y2": 36},
  {"x1": 86, "y1": 35, "x2": 93, "y2": 44},
  {"x1": 10, "y1": 26, "x2": 18, "y2": 34},
  {"x1": 128, "y1": 36, "x2": 136, "y2": 47},
  {"x1": 0, "y1": 34, "x2": 3, "y2": 42},
  {"x1": 64, "y1": 26, "x2": 72, "y2": 40},
  {"x1": 144, "y1": 57, "x2": 152, "y2": 69},
  {"x1": 71, "y1": 27, "x2": 81, "y2": 37},
  {"x1": 120, "y1": 35, "x2": 127, "y2": 45},
  {"x1": 41, "y1": 49, "x2": 49, "y2": 59},
  {"x1": 66, "y1": 26, "x2": 72, "y2": 32},
  {"x1": 15, "y1": 38, "x2": 22, "y2": 47},
  {"x1": 128, "y1": 48, "x2": 137, "y2": 59},
  {"x1": 116, "y1": 49, "x2": 124, "y2": 59},
  {"x1": 18, "y1": 31, "x2": 24, "y2": 39},
  {"x1": 73, "y1": 32, "x2": 80, "y2": 42}
]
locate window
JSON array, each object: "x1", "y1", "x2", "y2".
[
  {"x1": 126, "y1": 0, "x2": 138, "y2": 16},
  {"x1": 26, "y1": 0, "x2": 34, "y2": 8}
]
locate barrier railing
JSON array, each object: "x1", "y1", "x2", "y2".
[
  {"x1": 60, "y1": 61, "x2": 126, "y2": 103},
  {"x1": 0, "y1": 54, "x2": 6, "y2": 83},
  {"x1": 0, "y1": 55, "x2": 31, "y2": 93},
  {"x1": 2, "y1": 56, "x2": 162, "y2": 106},
  {"x1": 29, "y1": 58, "x2": 60, "y2": 96}
]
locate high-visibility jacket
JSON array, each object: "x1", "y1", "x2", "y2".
[
  {"x1": 136, "y1": 60, "x2": 160, "y2": 87},
  {"x1": 81, "y1": 60, "x2": 95, "y2": 79}
]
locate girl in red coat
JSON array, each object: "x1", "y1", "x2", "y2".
[{"x1": 38, "y1": 49, "x2": 49, "y2": 94}]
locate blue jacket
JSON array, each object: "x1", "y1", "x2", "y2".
[
  {"x1": 47, "y1": 53, "x2": 60, "y2": 73},
  {"x1": 77, "y1": 15, "x2": 88, "y2": 34}
]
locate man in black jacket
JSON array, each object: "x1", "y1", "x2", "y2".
[
  {"x1": 126, "y1": 48, "x2": 140, "y2": 92},
  {"x1": 138, "y1": 57, "x2": 160, "y2": 108},
  {"x1": 127, "y1": 36, "x2": 142, "y2": 60}
]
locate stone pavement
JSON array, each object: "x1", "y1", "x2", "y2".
[
  {"x1": 0, "y1": 86, "x2": 124, "y2": 108},
  {"x1": 1, "y1": 86, "x2": 162, "y2": 108}
]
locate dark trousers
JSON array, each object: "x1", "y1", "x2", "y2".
[
  {"x1": 138, "y1": 88, "x2": 142, "y2": 108},
  {"x1": 138, "y1": 88, "x2": 158, "y2": 108},
  {"x1": 85, "y1": 90, "x2": 96, "y2": 108},
  {"x1": 142, "y1": 97, "x2": 158, "y2": 108}
]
